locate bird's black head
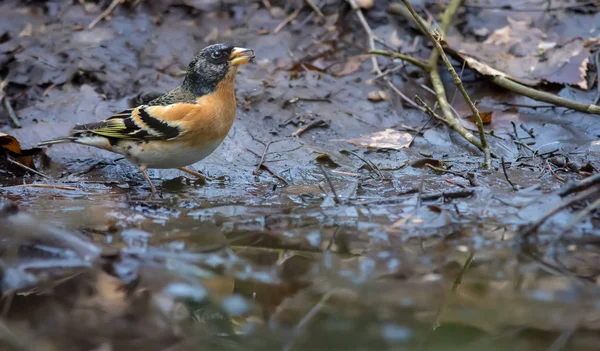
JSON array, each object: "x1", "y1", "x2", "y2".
[{"x1": 182, "y1": 43, "x2": 254, "y2": 97}]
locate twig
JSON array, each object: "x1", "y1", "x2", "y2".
[
  {"x1": 368, "y1": 49, "x2": 428, "y2": 70},
  {"x1": 273, "y1": 6, "x2": 303, "y2": 34},
  {"x1": 5, "y1": 157, "x2": 50, "y2": 179},
  {"x1": 425, "y1": 163, "x2": 468, "y2": 179},
  {"x1": 500, "y1": 157, "x2": 518, "y2": 191},
  {"x1": 7, "y1": 184, "x2": 76, "y2": 191},
  {"x1": 254, "y1": 141, "x2": 273, "y2": 175},
  {"x1": 283, "y1": 289, "x2": 350, "y2": 351},
  {"x1": 304, "y1": 0, "x2": 324, "y2": 19},
  {"x1": 452, "y1": 251, "x2": 475, "y2": 292},
  {"x1": 259, "y1": 164, "x2": 290, "y2": 185},
  {"x1": 408, "y1": 115, "x2": 433, "y2": 147},
  {"x1": 318, "y1": 164, "x2": 341, "y2": 204},
  {"x1": 292, "y1": 120, "x2": 329, "y2": 137},
  {"x1": 520, "y1": 187, "x2": 600, "y2": 239},
  {"x1": 88, "y1": 0, "x2": 122, "y2": 29},
  {"x1": 1, "y1": 96, "x2": 21, "y2": 129},
  {"x1": 420, "y1": 189, "x2": 474, "y2": 201},
  {"x1": 415, "y1": 96, "x2": 487, "y2": 153},
  {"x1": 342, "y1": 150, "x2": 383, "y2": 179},
  {"x1": 401, "y1": 0, "x2": 491, "y2": 168}
]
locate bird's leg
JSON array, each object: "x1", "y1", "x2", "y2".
[
  {"x1": 138, "y1": 165, "x2": 157, "y2": 194},
  {"x1": 177, "y1": 167, "x2": 213, "y2": 182}
]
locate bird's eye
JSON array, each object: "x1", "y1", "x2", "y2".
[{"x1": 211, "y1": 51, "x2": 222, "y2": 60}]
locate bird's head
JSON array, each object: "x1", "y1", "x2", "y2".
[{"x1": 183, "y1": 43, "x2": 254, "y2": 96}]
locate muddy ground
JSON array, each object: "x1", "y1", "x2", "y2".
[{"x1": 1, "y1": 0, "x2": 600, "y2": 350}]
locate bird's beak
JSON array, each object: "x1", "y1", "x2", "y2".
[{"x1": 229, "y1": 47, "x2": 255, "y2": 66}]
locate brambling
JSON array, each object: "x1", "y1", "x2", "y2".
[{"x1": 39, "y1": 43, "x2": 255, "y2": 194}]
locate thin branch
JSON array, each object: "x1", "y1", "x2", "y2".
[
  {"x1": 401, "y1": 0, "x2": 491, "y2": 168},
  {"x1": 492, "y1": 76, "x2": 600, "y2": 115},
  {"x1": 368, "y1": 49, "x2": 428, "y2": 70},
  {"x1": 415, "y1": 95, "x2": 486, "y2": 152}
]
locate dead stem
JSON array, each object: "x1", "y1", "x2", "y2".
[{"x1": 400, "y1": 0, "x2": 491, "y2": 168}]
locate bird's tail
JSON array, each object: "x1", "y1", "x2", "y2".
[{"x1": 37, "y1": 137, "x2": 76, "y2": 147}]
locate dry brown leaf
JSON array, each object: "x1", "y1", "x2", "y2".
[
  {"x1": 330, "y1": 55, "x2": 369, "y2": 77},
  {"x1": 468, "y1": 111, "x2": 493, "y2": 125},
  {"x1": 336, "y1": 129, "x2": 412, "y2": 150},
  {"x1": 0, "y1": 132, "x2": 42, "y2": 168},
  {"x1": 356, "y1": 0, "x2": 374, "y2": 9}
]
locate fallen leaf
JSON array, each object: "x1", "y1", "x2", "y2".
[
  {"x1": 335, "y1": 129, "x2": 412, "y2": 150},
  {"x1": 0, "y1": 132, "x2": 42, "y2": 169},
  {"x1": 330, "y1": 55, "x2": 369, "y2": 77},
  {"x1": 467, "y1": 111, "x2": 493, "y2": 125},
  {"x1": 356, "y1": 0, "x2": 374, "y2": 9},
  {"x1": 367, "y1": 90, "x2": 388, "y2": 102}
]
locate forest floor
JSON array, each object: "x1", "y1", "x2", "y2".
[{"x1": 1, "y1": 0, "x2": 600, "y2": 350}]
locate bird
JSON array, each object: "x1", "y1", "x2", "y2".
[{"x1": 38, "y1": 43, "x2": 255, "y2": 194}]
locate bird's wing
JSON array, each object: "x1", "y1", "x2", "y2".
[{"x1": 72, "y1": 104, "x2": 197, "y2": 141}]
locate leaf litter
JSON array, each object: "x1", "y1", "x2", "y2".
[{"x1": 0, "y1": 0, "x2": 599, "y2": 350}]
